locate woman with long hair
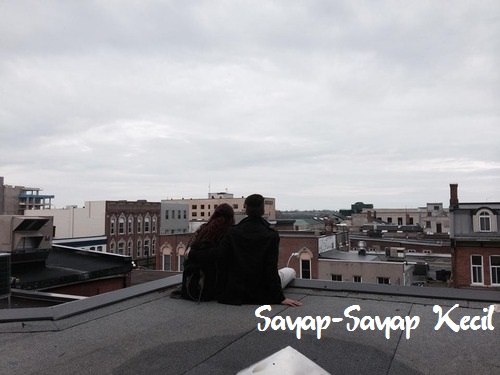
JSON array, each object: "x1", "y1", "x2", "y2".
[{"x1": 176, "y1": 203, "x2": 235, "y2": 302}]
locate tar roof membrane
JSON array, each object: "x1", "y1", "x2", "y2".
[{"x1": 0, "y1": 277, "x2": 499, "y2": 375}]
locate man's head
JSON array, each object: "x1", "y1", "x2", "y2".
[{"x1": 244, "y1": 194, "x2": 265, "y2": 218}]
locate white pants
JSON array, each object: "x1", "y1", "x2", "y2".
[{"x1": 278, "y1": 267, "x2": 296, "y2": 289}]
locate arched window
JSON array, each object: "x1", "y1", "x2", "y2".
[
  {"x1": 137, "y1": 216, "x2": 143, "y2": 233},
  {"x1": 118, "y1": 240, "x2": 125, "y2": 255},
  {"x1": 144, "y1": 215, "x2": 151, "y2": 233},
  {"x1": 152, "y1": 216, "x2": 157, "y2": 233},
  {"x1": 473, "y1": 209, "x2": 497, "y2": 232},
  {"x1": 162, "y1": 244, "x2": 173, "y2": 271},
  {"x1": 110, "y1": 216, "x2": 116, "y2": 235},
  {"x1": 127, "y1": 239, "x2": 133, "y2": 256},
  {"x1": 118, "y1": 216, "x2": 125, "y2": 234},
  {"x1": 298, "y1": 249, "x2": 313, "y2": 279},
  {"x1": 479, "y1": 212, "x2": 491, "y2": 232},
  {"x1": 128, "y1": 216, "x2": 134, "y2": 234},
  {"x1": 177, "y1": 245, "x2": 186, "y2": 272},
  {"x1": 137, "y1": 239, "x2": 142, "y2": 258}
]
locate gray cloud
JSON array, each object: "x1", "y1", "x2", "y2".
[{"x1": 1, "y1": 0, "x2": 499, "y2": 210}]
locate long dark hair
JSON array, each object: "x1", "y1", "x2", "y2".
[{"x1": 190, "y1": 203, "x2": 235, "y2": 246}]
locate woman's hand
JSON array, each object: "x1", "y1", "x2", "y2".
[{"x1": 281, "y1": 298, "x2": 303, "y2": 307}]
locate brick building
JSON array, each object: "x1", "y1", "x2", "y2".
[
  {"x1": 449, "y1": 183, "x2": 500, "y2": 289},
  {"x1": 26, "y1": 200, "x2": 161, "y2": 268},
  {"x1": 106, "y1": 200, "x2": 161, "y2": 268},
  {"x1": 156, "y1": 228, "x2": 348, "y2": 282}
]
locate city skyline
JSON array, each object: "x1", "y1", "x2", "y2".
[{"x1": 2, "y1": 1, "x2": 499, "y2": 210}]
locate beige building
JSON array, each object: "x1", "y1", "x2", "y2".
[
  {"x1": 351, "y1": 203, "x2": 450, "y2": 234},
  {"x1": 24, "y1": 202, "x2": 106, "y2": 239},
  {"x1": 168, "y1": 192, "x2": 276, "y2": 221},
  {"x1": 318, "y1": 250, "x2": 414, "y2": 286},
  {"x1": 0, "y1": 215, "x2": 53, "y2": 264}
]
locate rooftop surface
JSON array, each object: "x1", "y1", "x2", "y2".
[{"x1": 1, "y1": 276, "x2": 499, "y2": 375}]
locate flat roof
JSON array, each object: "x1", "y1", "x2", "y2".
[{"x1": 0, "y1": 277, "x2": 499, "y2": 374}]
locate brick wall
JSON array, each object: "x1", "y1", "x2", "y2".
[{"x1": 453, "y1": 245, "x2": 500, "y2": 289}]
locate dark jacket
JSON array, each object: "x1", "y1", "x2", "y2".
[
  {"x1": 190, "y1": 216, "x2": 285, "y2": 305},
  {"x1": 181, "y1": 240, "x2": 219, "y2": 302}
]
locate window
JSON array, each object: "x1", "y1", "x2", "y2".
[
  {"x1": 110, "y1": 217, "x2": 116, "y2": 235},
  {"x1": 479, "y1": 212, "x2": 491, "y2": 232},
  {"x1": 144, "y1": 239, "x2": 150, "y2": 256},
  {"x1": 118, "y1": 241, "x2": 125, "y2": 255},
  {"x1": 178, "y1": 255, "x2": 185, "y2": 271},
  {"x1": 192, "y1": 205, "x2": 197, "y2": 209},
  {"x1": 177, "y1": 210, "x2": 181, "y2": 219},
  {"x1": 152, "y1": 238, "x2": 156, "y2": 256},
  {"x1": 137, "y1": 217, "x2": 142, "y2": 233},
  {"x1": 137, "y1": 240, "x2": 142, "y2": 258},
  {"x1": 109, "y1": 242, "x2": 115, "y2": 254},
  {"x1": 201, "y1": 212, "x2": 205, "y2": 217},
  {"x1": 128, "y1": 217, "x2": 133, "y2": 234},
  {"x1": 331, "y1": 274, "x2": 342, "y2": 282},
  {"x1": 193, "y1": 212, "x2": 197, "y2": 217},
  {"x1": 408, "y1": 217, "x2": 414, "y2": 225},
  {"x1": 183, "y1": 210, "x2": 187, "y2": 219},
  {"x1": 152, "y1": 217, "x2": 157, "y2": 233},
  {"x1": 97, "y1": 246, "x2": 103, "y2": 252},
  {"x1": 377, "y1": 277, "x2": 390, "y2": 285},
  {"x1": 425, "y1": 221, "x2": 431, "y2": 228},
  {"x1": 163, "y1": 254, "x2": 171, "y2": 271},
  {"x1": 387, "y1": 218, "x2": 392, "y2": 224},
  {"x1": 491, "y1": 256, "x2": 500, "y2": 285},
  {"x1": 127, "y1": 240, "x2": 133, "y2": 256},
  {"x1": 397, "y1": 217, "x2": 403, "y2": 225},
  {"x1": 300, "y1": 259, "x2": 311, "y2": 279},
  {"x1": 118, "y1": 216, "x2": 125, "y2": 234},
  {"x1": 353, "y1": 276, "x2": 362, "y2": 283},
  {"x1": 233, "y1": 204, "x2": 239, "y2": 209},
  {"x1": 144, "y1": 216, "x2": 150, "y2": 233},
  {"x1": 471, "y1": 255, "x2": 483, "y2": 284},
  {"x1": 201, "y1": 205, "x2": 205, "y2": 209},
  {"x1": 165, "y1": 210, "x2": 169, "y2": 219},
  {"x1": 434, "y1": 205, "x2": 440, "y2": 211}
]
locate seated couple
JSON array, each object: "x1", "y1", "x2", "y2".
[{"x1": 178, "y1": 194, "x2": 302, "y2": 307}]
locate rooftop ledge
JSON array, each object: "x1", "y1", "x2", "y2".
[{"x1": 1, "y1": 275, "x2": 499, "y2": 324}]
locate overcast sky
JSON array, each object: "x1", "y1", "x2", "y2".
[{"x1": 1, "y1": 1, "x2": 499, "y2": 211}]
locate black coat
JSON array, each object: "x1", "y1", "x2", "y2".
[{"x1": 190, "y1": 216, "x2": 285, "y2": 305}]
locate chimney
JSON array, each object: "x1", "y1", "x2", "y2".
[{"x1": 449, "y1": 183, "x2": 459, "y2": 209}]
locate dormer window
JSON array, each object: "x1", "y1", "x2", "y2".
[
  {"x1": 479, "y1": 212, "x2": 491, "y2": 232},
  {"x1": 473, "y1": 208, "x2": 497, "y2": 233}
]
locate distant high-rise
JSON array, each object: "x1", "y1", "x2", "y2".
[{"x1": 0, "y1": 176, "x2": 54, "y2": 215}]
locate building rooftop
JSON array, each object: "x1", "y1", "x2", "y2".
[
  {"x1": 1, "y1": 276, "x2": 499, "y2": 375},
  {"x1": 10, "y1": 245, "x2": 133, "y2": 291}
]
